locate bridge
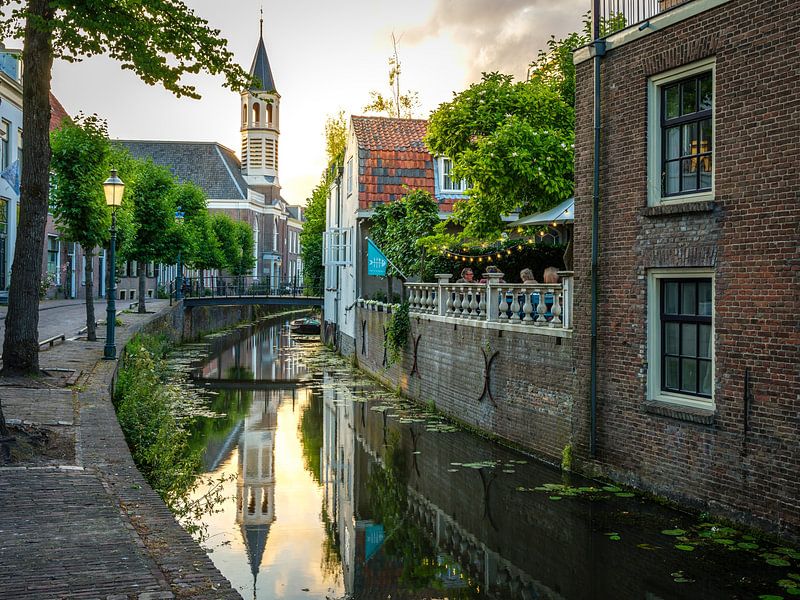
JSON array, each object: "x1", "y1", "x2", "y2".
[{"x1": 173, "y1": 276, "x2": 323, "y2": 308}]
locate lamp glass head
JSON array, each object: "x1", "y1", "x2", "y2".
[{"x1": 103, "y1": 169, "x2": 125, "y2": 208}]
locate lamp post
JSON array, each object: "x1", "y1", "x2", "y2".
[
  {"x1": 174, "y1": 208, "x2": 185, "y2": 300},
  {"x1": 103, "y1": 169, "x2": 124, "y2": 360}
]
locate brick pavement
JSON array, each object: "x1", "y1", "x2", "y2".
[{"x1": 0, "y1": 303, "x2": 241, "y2": 599}]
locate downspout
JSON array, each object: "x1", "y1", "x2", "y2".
[{"x1": 590, "y1": 1, "x2": 606, "y2": 459}]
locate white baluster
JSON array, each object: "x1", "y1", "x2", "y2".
[
  {"x1": 550, "y1": 288, "x2": 562, "y2": 327},
  {"x1": 522, "y1": 288, "x2": 534, "y2": 323},
  {"x1": 510, "y1": 287, "x2": 521, "y2": 323},
  {"x1": 469, "y1": 288, "x2": 479, "y2": 319},
  {"x1": 453, "y1": 286, "x2": 463, "y2": 317},
  {"x1": 478, "y1": 290, "x2": 486, "y2": 319},
  {"x1": 536, "y1": 288, "x2": 548, "y2": 326},
  {"x1": 498, "y1": 288, "x2": 509, "y2": 321},
  {"x1": 446, "y1": 286, "x2": 455, "y2": 316}
]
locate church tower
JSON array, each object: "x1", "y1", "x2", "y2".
[{"x1": 241, "y1": 15, "x2": 280, "y2": 193}]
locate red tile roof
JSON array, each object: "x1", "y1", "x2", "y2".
[
  {"x1": 49, "y1": 92, "x2": 69, "y2": 132},
  {"x1": 351, "y1": 116, "x2": 456, "y2": 212}
]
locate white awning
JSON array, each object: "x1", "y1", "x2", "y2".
[{"x1": 508, "y1": 197, "x2": 574, "y2": 227}]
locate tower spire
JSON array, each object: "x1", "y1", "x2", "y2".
[{"x1": 260, "y1": 5, "x2": 263, "y2": 38}]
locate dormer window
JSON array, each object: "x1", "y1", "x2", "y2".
[{"x1": 439, "y1": 157, "x2": 467, "y2": 192}]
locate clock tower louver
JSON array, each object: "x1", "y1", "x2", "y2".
[{"x1": 241, "y1": 17, "x2": 280, "y2": 196}]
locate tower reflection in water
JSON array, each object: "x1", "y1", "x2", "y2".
[{"x1": 189, "y1": 321, "x2": 343, "y2": 599}]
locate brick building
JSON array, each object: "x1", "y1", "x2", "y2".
[
  {"x1": 324, "y1": 116, "x2": 465, "y2": 353},
  {"x1": 572, "y1": 0, "x2": 799, "y2": 535}
]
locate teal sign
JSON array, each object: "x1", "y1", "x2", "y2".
[
  {"x1": 367, "y1": 238, "x2": 388, "y2": 277},
  {"x1": 364, "y1": 523, "x2": 384, "y2": 561}
]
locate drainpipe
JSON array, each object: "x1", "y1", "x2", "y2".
[{"x1": 590, "y1": 0, "x2": 606, "y2": 459}]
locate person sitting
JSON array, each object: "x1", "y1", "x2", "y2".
[
  {"x1": 543, "y1": 266, "x2": 560, "y2": 284},
  {"x1": 456, "y1": 267, "x2": 475, "y2": 283},
  {"x1": 520, "y1": 268, "x2": 537, "y2": 283},
  {"x1": 479, "y1": 265, "x2": 505, "y2": 284}
]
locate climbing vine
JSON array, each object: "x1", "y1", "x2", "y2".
[{"x1": 385, "y1": 302, "x2": 410, "y2": 367}]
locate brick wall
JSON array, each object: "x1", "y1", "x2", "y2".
[
  {"x1": 355, "y1": 306, "x2": 575, "y2": 463},
  {"x1": 572, "y1": 0, "x2": 800, "y2": 535}
]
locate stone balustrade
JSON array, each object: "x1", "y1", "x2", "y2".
[{"x1": 404, "y1": 271, "x2": 573, "y2": 334}]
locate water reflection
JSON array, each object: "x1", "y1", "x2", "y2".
[{"x1": 183, "y1": 318, "x2": 797, "y2": 600}]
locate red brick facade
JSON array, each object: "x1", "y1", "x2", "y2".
[{"x1": 572, "y1": 0, "x2": 799, "y2": 535}]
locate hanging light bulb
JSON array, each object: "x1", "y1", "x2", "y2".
[
  {"x1": 517, "y1": 245, "x2": 522, "y2": 251},
  {"x1": 517, "y1": 227, "x2": 523, "y2": 233},
  {"x1": 527, "y1": 238, "x2": 533, "y2": 244}
]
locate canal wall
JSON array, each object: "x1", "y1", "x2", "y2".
[{"x1": 354, "y1": 305, "x2": 575, "y2": 464}]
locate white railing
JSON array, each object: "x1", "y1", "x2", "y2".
[{"x1": 405, "y1": 272, "x2": 573, "y2": 332}]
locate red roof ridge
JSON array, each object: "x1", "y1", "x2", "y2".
[{"x1": 49, "y1": 92, "x2": 70, "y2": 132}]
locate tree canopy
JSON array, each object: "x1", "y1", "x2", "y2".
[
  {"x1": 370, "y1": 189, "x2": 440, "y2": 280},
  {"x1": 0, "y1": 0, "x2": 252, "y2": 374},
  {"x1": 425, "y1": 72, "x2": 574, "y2": 243}
]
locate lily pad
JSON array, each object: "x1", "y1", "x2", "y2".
[
  {"x1": 662, "y1": 529, "x2": 687, "y2": 536},
  {"x1": 549, "y1": 496, "x2": 562, "y2": 501},
  {"x1": 502, "y1": 469, "x2": 516, "y2": 474},
  {"x1": 713, "y1": 538, "x2": 735, "y2": 545},
  {"x1": 767, "y1": 559, "x2": 792, "y2": 567},
  {"x1": 789, "y1": 574, "x2": 800, "y2": 581},
  {"x1": 787, "y1": 589, "x2": 800, "y2": 597},
  {"x1": 675, "y1": 544, "x2": 695, "y2": 551},
  {"x1": 637, "y1": 543, "x2": 658, "y2": 550},
  {"x1": 615, "y1": 492, "x2": 635, "y2": 498},
  {"x1": 738, "y1": 542, "x2": 760, "y2": 550},
  {"x1": 602, "y1": 486, "x2": 621, "y2": 493},
  {"x1": 758, "y1": 595, "x2": 784, "y2": 600}
]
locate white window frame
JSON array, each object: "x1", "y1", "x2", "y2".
[
  {"x1": 647, "y1": 57, "x2": 715, "y2": 207},
  {"x1": 47, "y1": 235, "x2": 60, "y2": 284},
  {"x1": 323, "y1": 227, "x2": 352, "y2": 266},
  {"x1": 346, "y1": 157, "x2": 353, "y2": 197},
  {"x1": 647, "y1": 268, "x2": 715, "y2": 410},
  {"x1": 438, "y1": 157, "x2": 467, "y2": 192}
]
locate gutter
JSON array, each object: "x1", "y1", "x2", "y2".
[{"x1": 589, "y1": 2, "x2": 606, "y2": 459}]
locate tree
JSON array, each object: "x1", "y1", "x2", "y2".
[
  {"x1": 211, "y1": 213, "x2": 250, "y2": 278},
  {"x1": 169, "y1": 182, "x2": 223, "y2": 281},
  {"x1": 425, "y1": 72, "x2": 575, "y2": 243},
  {"x1": 301, "y1": 112, "x2": 348, "y2": 296},
  {"x1": 0, "y1": 0, "x2": 251, "y2": 375},
  {"x1": 364, "y1": 33, "x2": 420, "y2": 119},
  {"x1": 49, "y1": 114, "x2": 111, "y2": 341},
  {"x1": 119, "y1": 161, "x2": 176, "y2": 314},
  {"x1": 232, "y1": 221, "x2": 255, "y2": 277},
  {"x1": 370, "y1": 189, "x2": 440, "y2": 296}
]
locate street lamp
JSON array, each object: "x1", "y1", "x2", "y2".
[
  {"x1": 174, "y1": 207, "x2": 185, "y2": 300},
  {"x1": 103, "y1": 169, "x2": 124, "y2": 360}
]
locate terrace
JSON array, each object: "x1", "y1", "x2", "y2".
[
  {"x1": 391, "y1": 271, "x2": 574, "y2": 337},
  {"x1": 599, "y1": 0, "x2": 695, "y2": 36}
]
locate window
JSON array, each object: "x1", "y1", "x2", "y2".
[
  {"x1": 253, "y1": 103, "x2": 261, "y2": 125},
  {"x1": 346, "y1": 157, "x2": 353, "y2": 197},
  {"x1": 648, "y1": 59, "x2": 714, "y2": 205},
  {"x1": 0, "y1": 120, "x2": 9, "y2": 169},
  {"x1": 17, "y1": 128, "x2": 22, "y2": 174},
  {"x1": 439, "y1": 157, "x2": 466, "y2": 192},
  {"x1": 324, "y1": 228, "x2": 352, "y2": 266},
  {"x1": 47, "y1": 235, "x2": 60, "y2": 283},
  {"x1": 647, "y1": 269, "x2": 714, "y2": 408}
]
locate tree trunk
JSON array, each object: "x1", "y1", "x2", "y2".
[
  {"x1": 1, "y1": 0, "x2": 55, "y2": 376},
  {"x1": 138, "y1": 269, "x2": 146, "y2": 313},
  {"x1": 84, "y1": 249, "x2": 96, "y2": 341}
]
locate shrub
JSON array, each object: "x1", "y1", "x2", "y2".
[{"x1": 385, "y1": 301, "x2": 410, "y2": 367}]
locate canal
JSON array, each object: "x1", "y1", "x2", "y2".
[{"x1": 168, "y1": 316, "x2": 799, "y2": 600}]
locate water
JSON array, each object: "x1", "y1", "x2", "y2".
[{"x1": 173, "y1": 317, "x2": 800, "y2": 600}]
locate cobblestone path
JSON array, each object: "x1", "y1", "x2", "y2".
[{"x1": 0, "y1": 304, "x2": 241, "y2": 599}]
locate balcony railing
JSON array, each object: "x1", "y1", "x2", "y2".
[
  {"x1": 598, "y1": 0, "x2": 692, "y2": 36},
  {"x1": 403, "y1": 272, "x2": 573, "y2": 333}
]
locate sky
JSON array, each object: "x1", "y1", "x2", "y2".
[{"x1": 48, "y1": 0, "x2": 585, "y2": 206}]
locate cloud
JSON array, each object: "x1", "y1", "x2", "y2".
[{"x1": 406, "y1": 0, "x2": 587, "y2": 83}]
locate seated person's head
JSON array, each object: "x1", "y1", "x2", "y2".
[
  {"x1": 543, "y1": 266, "x2": 560, "y2": 284},
  {"x1": 520, "y1": 268, "x2": 535, "y2": 282},
  {"x1": 485, "y1": 265, "x2": 500, "y2": 274},
  {"x1": 461, "y1": 267, "x2": 474, "y2": 282}
]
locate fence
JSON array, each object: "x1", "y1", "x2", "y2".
[
  {"x1": 402, "y1": 271, "x2": 573, "y2": 333},
  {"x1": 598, "y1": 0, "x2": 693, "y2": 36}
]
